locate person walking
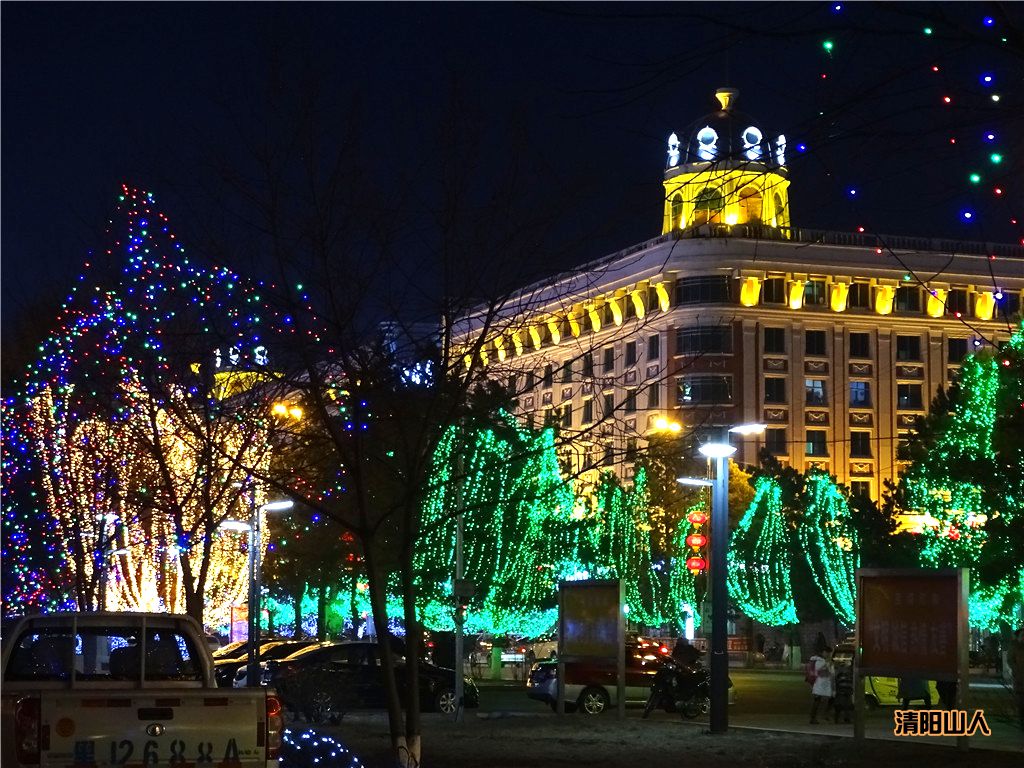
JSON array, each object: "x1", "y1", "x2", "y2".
[{"x1": 808, "y1": 647, "x2": 834, "y2": 724}]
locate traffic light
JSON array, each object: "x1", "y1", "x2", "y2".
[{"x1": 453, "y1": 578, "x2": 475, "y2": 626}]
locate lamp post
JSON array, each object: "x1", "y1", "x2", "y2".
[
  {"x1": 225, "y1": 493, "x2": 294, "y2": 688},
  {"x1": 696, "y1": 423, "x2": 766, "y2": 734},
  {"x1": 668, "y1": 420, "x2": 765, "y2": 734}
]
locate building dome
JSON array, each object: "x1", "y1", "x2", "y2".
[{"x1": 666, "y1": 88, "x2": 786, "y2": 172}]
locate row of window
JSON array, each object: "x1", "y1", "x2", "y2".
[
  {"x1": 525, "y1": 385, "x2": 665, "y2": 429},
  {"x1": 765, "y1": 328, "x2": 974, "y2": 363},
  {"x1": 676, "y1": 375, "x2": 925, "y2": 410},
  {"x1": 515, "y1": 334, "x2": 664, "y2": 390},
  {"x1": 764, "y1": 428, "x2": 874, "y2": 459}
]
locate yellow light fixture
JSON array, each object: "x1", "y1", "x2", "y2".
[
  {"x1": 511, "y1": 331, "x2": 524, "y2": 356},
  {"x1": 494, "y1": 336, "x2": 506, "y2": 362},
  {"x1": 608, "y1": 297, "x2": 623, "y2": 326},
  {"x1": 655, "y1": 282, "x2": 670, "y2": 312},
  {"x1": 288, "y1": 407, "x2": 303, "y2": 420},
  {"x1": 272, "y1": 402, "x2": 289, "y2": 417},
  {"x1": 529, "y1": 325, "x2": 543, "y2": 350},
  {"x1": 568, "y1": 311, "x2": 582, "y2": 338},
  {"x1": 739, "y1": 277, "x2": 761, "y2": 307},
  {"x1": 588, "y1": 306, "x2": 602, "y2": 333},
  {"x1": 830, "y1": 282, "x2": 849, "y2": 313},
  {"x1": 630, "y1": 291, "x2": 646, "y2": 319},
  {"x1": 874, "y1": 285, "x2": 896, "y2": 315},
  {"x1": 653, "y1": 416, "x2": 682, "y2": 433},
  {"x1": 547, "y1": 319, "x2": 561, "y2": 345},
  {"x1": 926, "y1": 288, "x2": 947, "y2": 319},
  {"x1": 725, "y1": 213, "x2": 738, "y2": 226},
  {"x1": 787, "y1": 280, "x2": 805, "y2": 310},
  {"x1": 464, "y1": 354, "x2": 473, "y2": 370},
  {"x1": 975, "y1": 291, "x2": 995, "y2": 321}
]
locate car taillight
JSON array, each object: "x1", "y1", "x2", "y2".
[
  {"x1": 265, "y1": 694, "x2": 283, "y2": 760},
  {"x1": 15, "y1": 696, "x2": 44, "y2": 765}
]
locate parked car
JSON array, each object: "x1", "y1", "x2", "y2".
[
  {"x1": 526, "y1": 642, "x2": 668, "y2": 714},
  {"x1": 269, "y1": 640, "x2": 479, "y2": 722},
  {"x1": 832, "y1": 640, "x2": 941, "y2": 706},
  {"x1": 214, "y1": 639, "x2": 314, "y2": 687}
]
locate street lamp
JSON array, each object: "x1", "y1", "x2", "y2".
[
  {"x1": 224, "y1": 492, "x2": 295, "y2": 688},
  {"x1": 697, "y1": 422, "x2": 765, "y2": 734}
]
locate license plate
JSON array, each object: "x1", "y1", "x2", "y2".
[{"x1": 77, "y1": 737, "x2": 249, "y2": 766}]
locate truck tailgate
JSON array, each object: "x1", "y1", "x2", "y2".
[{"x1": 40, "y1": 690, "x2": 269, "y2": 767}]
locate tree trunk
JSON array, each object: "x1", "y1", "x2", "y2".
[
  {"x1": 317, "y1": 584, "x2": 328, "y2": 641},
  {"x1": 292, "y1": 582, "x2": 305, "y2": 638},
  {"x1": 364, "y1": 545, "x2": 407, "y2": 766},
  {"x1": 401, "y1": 551, "x2": 422, "y2": 768},
  {"x1": 350, "y1": 575, "x2": 361, "y2": 639}
]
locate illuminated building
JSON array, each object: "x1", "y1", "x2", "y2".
[{"x1": 466, "y1": 88, "x2": 1023, "y2": 502}]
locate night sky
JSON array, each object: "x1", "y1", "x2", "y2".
[{"x1": 3, "y1": 2, "x2": 1022, "y2": 340}]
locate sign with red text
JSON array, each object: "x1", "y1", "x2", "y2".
[{"x1": 856, "y1": 568, "x2": 967, "y2": 680}]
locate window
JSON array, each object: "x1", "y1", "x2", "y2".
[
  {"x1": 648, "y1": 334, "x2": 661, "y2": 360},
  {"x1": 625, "y1": 438, "x2": 638, "y2": 461},
  {"x1": 582, "y1": 352, "x2": 595, "y2": 377},
  {"x1": 625, "y1": 295, "x2": 636, "y2": 320},
  {"x1": 624, "y1": 389, "x2": 637, "y2": 413},
  {"x1": 738, "y1": 185, "x2": 763, "y2": 224},
  {"x1": 765, "y1": 428, "x2": 787, "y2": 455},
  {"x1": 764, "y1": 378, "x2": 787, "y2": 404},
  {"x1": 674, "y1": 275, "x2": 731, "y2": 305},
  {"x1": 946, "y1": 289, "x2": 969, "y2": 316},
  {"x1": 849, "y1": 381, "x2": 871, "y2": 407},
  {"x1": 671, "y1": 193, "x2": 683, "y2": 230},
  {"x1": 1001, "y1": 291, "x2": 1021, "y2": 319},
  {"x1": 764, "y1": 327, "x2": 786, "y2": 354},
  {"x1": 507, "y1": 374, "x2": 519, "y2": 395},
  {"x1": 603, "y1": 392, "x2": 615, "y2": 416},
  {"x1": 895, "y1": 285, "x2": 921, "y2": 312},
  {"x1": 897, "y1": 383, "x2": 923, "y2": 410},
  {"x1": 850, "y1": 481, "x2": 871, "y2": 499},
  {"x1": 805, "y1": 379, "x2": 827, "y2": 406},
  {"x1": 762, "y1": 277, "x2": 786, "y2": 304},
  {"x1": 676, "y1": 327, "x2": 732, "y2": 355},
  {"x1": 805, "y1": 330, "x2": 827, "y2": 356},
  {"x1": 526, "y1": 371, "x2": 536, "y2": 391},
  {"x1": 646, "y1": 383, "x2": 660, "y2": 409},
  {"x1": 805, "y1": 430, "x2": 829, "y2": 457},
  {"x1": 561, "y1": 360, "x2": 573, "y2": 383},
  {"x1": 542, "y1": 364, "x2": 553, "y2": 388},
  {"x1": 850, "y1": 432, "x2": 872, "y2": 458},
  {"x1": 560, "y1": 404, "x2": 573, "y2": 428},
  {"x1": 677, "y1": 375, "x2": 732, "y2": 405},
  {"x1": 947, "y1": 338, "x2": 968, "y2": 364},
  {"x1": 603, "y1": 347, "x2": 615, "y2": 373},
  {"x1": 848, "y1": 282, "x2": 871, "y2": 309},
  {"x1": 625, "y1": 341, "x2": 637, "y2": 367},
  {"x1": 896, "y1": 335, "x2": 921, "y2": 362},
  {"x1": 581, "y1": 399, "x2": 594, "y2": 424},
  {"x1": 849, "y1": 332, "x2": 870, "y2": 358},
  {"x1": 804, "y1": 280, "x2": 827, "y2": 307},
  {"x1": 692, "y1": 188, "x2": 725, "y2": 225}
]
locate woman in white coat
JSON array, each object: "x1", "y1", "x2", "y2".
[{"x1": 809, "y1": 648, "x2": 835, "y2": 724}]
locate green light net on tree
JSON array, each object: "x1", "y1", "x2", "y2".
[
  {"x1": 798, "y1": 471, "x2": 859, "y2": 627},
  {"x1": 727, "y1": 475, "x2": 798, "y2": 626}
]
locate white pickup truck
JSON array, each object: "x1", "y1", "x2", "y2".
[{"x1": 1, "y1": 612, "x2": 283, "y2": 768}]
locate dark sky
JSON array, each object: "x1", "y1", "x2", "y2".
[{"x1": 3, "y1": 2, "x2": 1022, "y2": 337}]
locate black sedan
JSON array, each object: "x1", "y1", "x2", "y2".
[
  {"x1": 213, "y1": 639, "x2": 315, "y2": 687},
  {"x1": 268, "y1": 640, "x2": 479, "y2": 722}
]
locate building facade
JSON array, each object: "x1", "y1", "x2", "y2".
[{"x1": 465, "y1": 88, "x2": 1023, "y2": 503}]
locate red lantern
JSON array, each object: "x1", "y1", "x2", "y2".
[
  {"x1": 687, "y1": 510, "x2": 708, "y2": 526},
  {"x1": 685, "y1": 533, "x2": 707, "y2": 550},
  {"x1": 685, "y1": 556, "x2": 707, "y2": 573}
]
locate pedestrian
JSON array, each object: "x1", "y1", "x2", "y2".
[
  {"x1": 832, "y1": 656, "x2": 854, "y2": 723},
  {"x1": 897, "y1": 676, "x2": 931, "y2": 707},
  {"x1": 808, "y1": 647, "x2": 834, "y2": 724}
]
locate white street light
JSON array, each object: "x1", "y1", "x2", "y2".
[
  {"x1": 260, "y1": 500, "x2": 294, "y2": 513},
  {"x1": 698, "y1": 443, "x2": 737, "y2": 460},
  {"x1": 727, "y1": 423, "x2": 767, "y2": 436},
  {"x1": 676, "y1": 477, "x2": 714, "y2": 487},
  {"x1": 219, "y1": 519, "x2": 252, "y2": 532}
]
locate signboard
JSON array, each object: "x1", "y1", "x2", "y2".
[
  {"x1": 230, "y1": 604, "x2": 249, "y2": 643},
  {"x1": 559, "y1": 580, "x2": 621, "y2": 660},
  {"x1": 857, "y1": 568, "x2": 966, "y2": 680}
]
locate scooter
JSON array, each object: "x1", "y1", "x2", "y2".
[{"x1": 642, "y1": 656, "x2": 711, "y2": 719}]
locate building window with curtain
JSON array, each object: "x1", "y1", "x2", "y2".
[
  {"x1": 677, "y1": 375, "x2": 732, "y2": 405},
  {"x1": 805, "y1": 430, "x2": 829, "y2": 457}
]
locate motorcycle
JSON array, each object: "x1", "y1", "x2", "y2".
[{"x1": 642, "y1": 655, "x2": 711, "y2": 719}]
